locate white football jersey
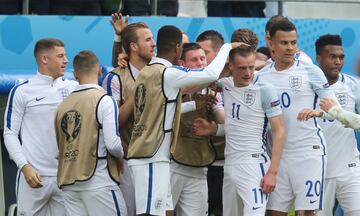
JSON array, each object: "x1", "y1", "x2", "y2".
[
  {"x1": 255, "y1": 60, "x2": 334, "y2": 157},
  {"x1": 218, "y1": 77, "x2": 282, "y2": 165},
  {"x1": 318, "y1": 73, "x2": 360, "y2": 178}
]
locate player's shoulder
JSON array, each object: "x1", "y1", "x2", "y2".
[
  {"x1": 254, "y1": 62, "x2": 275, "y2": 81},
  {"x1": 258, "y1": 61, "x2": 274, "y2": 74},
  {"x1": 111, "y1": 66, "x2": 130, "y2": 75},
  {"x1": 341, "y1": 73, "x2": 359, "y2": 83},
  {"x1": 219, "y1": 76, "x2": 233, "y2": 85},
  {"x1": 10, "y1": 79, "x2": 30, "y2": 95},
  {"x1": 294, "y1": 51, "x2": 313, "y2": 64},
  {"x1": 296, "y1": 60, "x2": 324, "y2": 77},
  {"x1": 341, "y1": 73, "x2": 360, "y2": 90},
  {"x1": 255, "y1": 81, "x2": 277, "y2": 94}
]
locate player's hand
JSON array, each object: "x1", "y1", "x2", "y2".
[
  {"x1": 111, "y1": 13, "x2": 129, "y2": 35},
  {"x1": 230, "y1": 42, "x2": 250, "y2": 49},
  {"x1": 117, "y1": 53, "x2": 129, "y2": 69},
  {"x1": 194, "y1": 94, "x2": 217, "y2": 110},
  {"x1": 21, "y1": 164, "x2": 43, "y2": 188},
  {"x1": 297, "y1": 108, "x2": 323, "y2": 121},
  {"x1": 261, "y1": 171, "x2": 276, "y2": 193},
  {"x1": 192, "y1": 118, "x2": 217, "y2": 136},
  {"x1": 209, "y1": 82, "x2": 221, "y2": 92},
  {"x1": 320, "y1": 98, "x2": 338, "y2": 113}
]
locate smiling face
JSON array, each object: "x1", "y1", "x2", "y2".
[
  {"x1": 317, "y1": 45, "x2": 344, "y2": 83},
  {"x1": 229, "y1": 52, "x2": 256, "y2": 87}
]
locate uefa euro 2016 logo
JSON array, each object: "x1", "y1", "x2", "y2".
[
  {"x1": 61, "y1": 110, "x2": 81, "y2": 143},
  {"x1": 134, "y1": 83, "x2": 146, "y2": 122}
]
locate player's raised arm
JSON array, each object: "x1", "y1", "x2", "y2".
[
  {"x1": 110, "y1": 12, "x2": 129, "y2": 67},
  {"x1": 165, "y1": 42, "x2": 248, "y2": 89}
]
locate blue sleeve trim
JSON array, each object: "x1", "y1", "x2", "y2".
[
  {"x1": 171, "y1": 65, "x2": 205, "y2": 72},
  {"x1": 6, "y1": 80, "x2": 29, "y2": 129},
  {"x1": 106, "y1": 73, "x2": 115, "y2": 96},
  {"x1": 110, "y1": 96, "x2": 119, "y2": 136}
]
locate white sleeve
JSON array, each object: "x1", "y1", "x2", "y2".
[
  {"x1": 181, "y1": 101, "x2": 196, "y2": 113},
  {"x1": 215, "y1": 124, "x2": 225, "y2": 136},
  {"x1": 97, "y1": 95, "x2": 123, "y2": 158},
  {"x1": 307, "y1": 64, "x2": 335, "y2": 99},
  {"x1": 3, "y1": 85, "x2": 28, "y2": 169},
  {"x1": 102, "y1": 72, "x2": 121, "y2": 102},
  {"x1": 164, "y1": 43, "x2": 232, "y2": 90},
  {"x1": 328, "y1": 106, "x2": 360, "y2": 130},
  {"x1": 212, "y1": 93, "x2": 224, "y2": 113}
]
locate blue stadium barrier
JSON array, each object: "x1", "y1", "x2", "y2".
[{"x1": 1, "y1": 15, "x2": 360, "y2": 93}]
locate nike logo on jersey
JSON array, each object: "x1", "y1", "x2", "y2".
[
  {"x1": 310, "y1": 200, "x2": 317, "y2": 204},
  {"x1": 225, "y1": 87, "x2": 231, "y2": 91},
  {"x1": 35, "y1": 96, "x2": 46, "y2": 101},
  {"x1": 252, "y1": 206, "x2": 262, "y2": 210}
]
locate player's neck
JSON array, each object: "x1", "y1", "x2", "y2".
[
  {"x1": 129, "y1": 54, "x2": 148, "y2": 71},
  {"x1": 157, "y1": 53, "x2": 177, "y2": 65},
  {"x1": 274, "y1": 60, "x2": 294, "y2": 71},
  {"x1": 326, "y1": 75, "x2": 339, "y2": 85}
]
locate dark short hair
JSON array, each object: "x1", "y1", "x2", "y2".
[
  {"x1": 196, "y1": 30, "x2": 224, "y2": 51},
  {"x1": 269, "y1": 19, "x2": 297, "y2": 39},
  {"x1": 180, "y1": 43, "x2": 203, "y2": 60},
  {"x1": 73, "y1": 50, "x2": 99, "y2": 74},
  {"x1": 256, "y1": 46, "x2": 271, "y2": 59},
  {"x1": 265, "y1": 15, "x2": 288, "y2": 32},
  {"x1": 315, "y1": 34, "x2": 342, "y2": 55},
  {"x1": 121, "y1": 22, "x2": 149, "y2": 55},
  {"x1": 229, "y1": 46, "x2": 255, "y2": 61},
  {"x1": 156, "y1": 25, "x2": 183, "y2": 55},
  {"x1": 231, "y1": 28, "x2": 258, "y2": 51},
  {"x1": 34, "y1": 38, "x2": 64, "y2": 59}
]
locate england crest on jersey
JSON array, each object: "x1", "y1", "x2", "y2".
[
  {"x1": 336, "y1": 93, "x2": 348, "y2": 106},
  {"x1": 289, "y1": 76, "x2": 302, "y2": 89},
  {"x1": 244, "y1": 91, "x2": 256, "y2": 106}
]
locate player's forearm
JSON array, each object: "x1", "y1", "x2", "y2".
[
  {"x1": 112, "y1": 41, "x2": 122, "y2": 68},
  {"x1": 119, "y1": 101, "x2": 133, "y2": 127},
  {"x1": 3, "y1": 132, "x2": 28, "y2": 169},
  {"x1": 213, "y1": 110, "x2": 225, "y2": 124},
  {"x1": 328, "y1": 106, "x2": 360, "y2": 130},
  {"x1": 268, "y1": 125, "x2": 285, "y2": 175}
]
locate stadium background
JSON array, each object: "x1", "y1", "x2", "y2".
[{"x1": 1, "y1": 15, "x2": 360, "y2": 215}]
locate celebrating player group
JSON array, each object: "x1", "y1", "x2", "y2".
[{"x1": 4, "y1": 13, "x2": 360, "y2": 216}]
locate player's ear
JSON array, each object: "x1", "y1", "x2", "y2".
[
  {"x1": 316, "y1": 54, "x2": 321, "y2": 64},
  {"x1": 268, "y1": 39, "x2": 274, "y2": 50},
  {"x1": 178, "y1": 59, "x2": 185, "y2": 66},
  {"x1": 73, "y1": 70, "x2": 79, "y2": 81},
  {"x1": 97, "y1": 66, "x2": 102, "y2": 78},
  {"x1": 130, "y1": 42, "x2": 138, "y2": 52}
]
